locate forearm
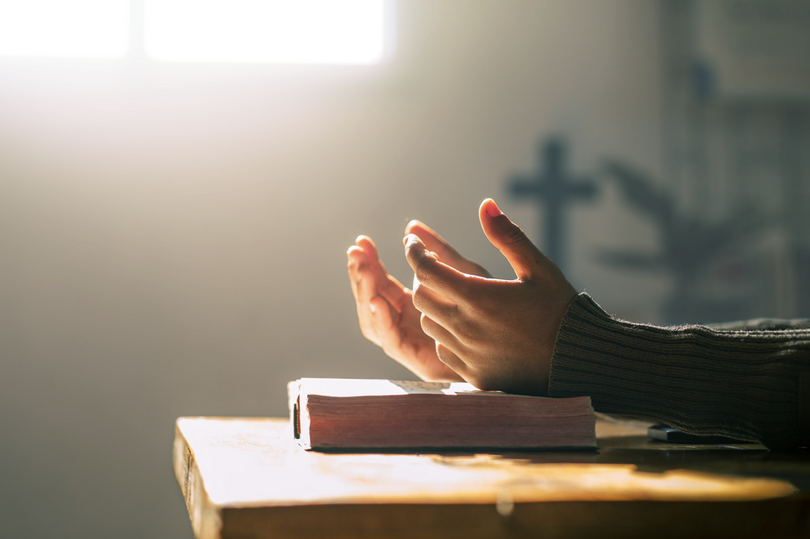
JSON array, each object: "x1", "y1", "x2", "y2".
[{"x1": 548, "y1": 294, "x2": 810, "y2": 449}]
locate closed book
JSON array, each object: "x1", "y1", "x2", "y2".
[{"x1": 288, "y1": 378, "x2": 596, "y2": 450}]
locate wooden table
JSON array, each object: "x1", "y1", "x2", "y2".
[{"x1": 173, "y1": 417, "x2": 810, "y2": 539}]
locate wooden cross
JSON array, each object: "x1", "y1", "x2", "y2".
[{"x1": 508, "y1": 138, "x2": 598, "y2": 273}]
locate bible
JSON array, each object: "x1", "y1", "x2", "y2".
[{"x1": 288, "y1": 378, "x2": 596, "y2": 450}]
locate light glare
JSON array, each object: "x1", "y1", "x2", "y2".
[
  {"x1": 145, "y1": 0, "x2": 385, "y2": 64},
  {"x1": 0, "y1": 0, "x2": 129, "y2": 58}
]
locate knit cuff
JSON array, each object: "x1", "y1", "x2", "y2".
[{"x1": 548, "y1": 293, "x2": 808, "y2": 449}]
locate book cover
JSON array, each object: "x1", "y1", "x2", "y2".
[{"x1": 288, "y1": 378, "x2": 596, "y2": 450}]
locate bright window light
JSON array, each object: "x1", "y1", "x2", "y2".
[
  {"x1": 145, "y1": 0, "x2": 386, "y2": 64},
  {"x1": 0, "y1": 0, "x2": 129, "y2": 58}
]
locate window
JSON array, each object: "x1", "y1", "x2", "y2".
[
  {"x1": 0, "y1": 0, "x2": 388, "y2": 64},
  {"x1": 0, "y1": 0, "x2": 129, "y2": 58},
  {"x1": 144, "y1": 0, "x2": 386, "y2": 64}
]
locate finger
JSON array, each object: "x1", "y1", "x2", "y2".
[
  {"x1": 412, "y1": 280, "x2": 458, "y2": 326},
  {"x1": 435, "y1": 343, "x2": 469, "y2": 379},
  {"x1": 369, "y1": 295, "x2": 398, "y2": 349},
  {"x1": 347, "y1": 246, "x2": 370, "y2": 301},
  {"x1": 355, "y1": 235, "x2": 381, "y2": 270},
  {"x1": 478, "y1": 198, "x2": 549, "y2": 281},
  {"x1": 355, "y1": 266, "x2": 381, "y2": 341},
  {"x1": 420, "y1": 313, "x2": 468, "y2": 364},
  {"x1": 356, "y1": 235, "x2": 409, "y2": 309},
  {"x1": 403, "y1": 234, "x2": 477, "y2": 305},
  {"x1": 404, "y1": 220, "x2": 492, "y2": 278},
  {"x1": 371, "y1": 295, "x2": 433, "y2": 371},
  {"x1": 356, "y1": 235, "x2": 389, "y2": 286}
]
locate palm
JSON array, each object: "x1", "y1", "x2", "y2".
[
  {"x1": 387, "y1": 288, "x2": 461, "y2": 381},
  {"x1": 348, "y1": 221, "x2": 488, "y2": 383}
]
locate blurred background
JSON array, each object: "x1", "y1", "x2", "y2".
[{"x1": 1, "y1": 0, "x2": 808, "y2": 537}]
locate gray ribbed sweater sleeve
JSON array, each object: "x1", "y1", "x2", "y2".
[{"x1": 548, "y1": 293, "x2": 810, "y2": 449}]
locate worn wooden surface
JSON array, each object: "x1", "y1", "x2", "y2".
[{"x1": 173, "y1": 417, "x2": 810, "y2": 539}]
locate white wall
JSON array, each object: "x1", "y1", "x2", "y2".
[{"x1": 0, "y1": 2, "x2": 664, "y2": 537}]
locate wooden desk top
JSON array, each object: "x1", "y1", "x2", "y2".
[{"x1": 173, "y1": 417, "x2": 810, "y2": 539}]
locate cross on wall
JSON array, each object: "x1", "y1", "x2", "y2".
[{"x1": 508, "y1": 138, "x2": 598, "y2": 275}]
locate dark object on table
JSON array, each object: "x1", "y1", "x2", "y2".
[{"x1": 647, "y1": 424, "x2": 747, "y2": 444}]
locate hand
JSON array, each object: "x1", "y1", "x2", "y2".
[
  {"x1": 347, "y1": 221, "x2": 490, "y2": 382},
  {"x1": 404, "y1": 198, "x2": 577, "y2": 396}
]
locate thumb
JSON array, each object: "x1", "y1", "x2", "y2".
[{"x1": 478, "y1": 198, "x2": 547, "y2": 280}]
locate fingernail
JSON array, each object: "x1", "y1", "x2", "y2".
[
  {"x1": 403, "y1": 234, "x2": 422, "y2": 248},
  {"x1": 485, "y1": 199, "x2": 502, "y2": 217}
]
